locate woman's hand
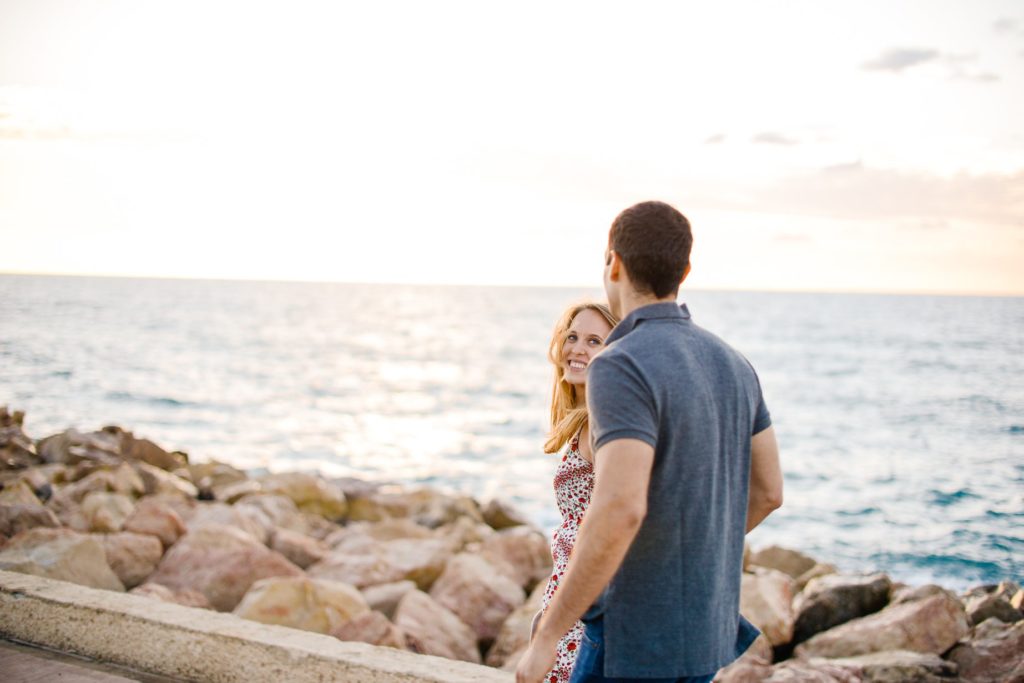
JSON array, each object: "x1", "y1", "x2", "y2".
[{"x1": 515, "y1": 636, "x2": 558, "y2": 683}]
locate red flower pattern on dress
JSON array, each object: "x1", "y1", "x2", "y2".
[{"x1": 540, "y1": 434, "x2": 593, "y2": 683}]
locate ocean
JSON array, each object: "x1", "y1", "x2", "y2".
[{"x1": 1, "y1": 274, "x2": 1021, "y2": 589}]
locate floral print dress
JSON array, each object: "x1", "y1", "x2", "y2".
[{"x1": 540, "y1": 433, "x2": 594, "y2": 683}]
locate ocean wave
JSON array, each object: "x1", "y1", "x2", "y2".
[{"x1": 104, "y1": 391, "x2": 205, "y2": 409}]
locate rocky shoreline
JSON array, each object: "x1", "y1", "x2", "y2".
[{"x1": 1, "y1": 406, "x2": 1021, "y2": 682}]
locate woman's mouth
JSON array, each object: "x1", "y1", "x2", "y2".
[{"x1": 568, "y1": 360, "x2": 587, "y2": 371}]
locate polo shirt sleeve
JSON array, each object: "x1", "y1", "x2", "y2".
[
  {"x1": 586, "y1": 351, "x2": 658, "y2": 451},
  {"x1": 752, "y1": 371, "x2": 772, "y2": 436}
]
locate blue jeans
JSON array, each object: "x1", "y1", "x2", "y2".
[{"x1": 567, "y1": 618, "x2": 716, "y2": 683}]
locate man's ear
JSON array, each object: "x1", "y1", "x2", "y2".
[
  {"x1": 679, "y1": 262, "x2": 692, "y2": 284},
  {"x1": 608, "y1": 250, "x2": 623, "y2": 282}
]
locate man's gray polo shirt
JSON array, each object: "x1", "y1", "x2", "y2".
[{"x1": 585, "y1": 302, "x2": 771, "y2": 678}]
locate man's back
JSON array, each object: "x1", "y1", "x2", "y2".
[{"x1": 586, "y1": 301, "x2": 770, "y2": 678}]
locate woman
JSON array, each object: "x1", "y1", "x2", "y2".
[{"x1": 537, "y1": 301, "x2": 618, "y2": 683}]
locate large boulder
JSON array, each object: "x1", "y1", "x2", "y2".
[
  {"x1": 235, "y1": 494, "x2": 306, "y2": 533},
  {"x1": 308, "y1": 537, "x2": 453, "y2": 591},
  {"x1": 119, "y1": 433, "x2": 185, "y2": 472},
  {"x1": 258, "y1": 472, "x2": 348, "y2": 521},
  {"x1": 946, "y1": 618, "x2": 1024, "y2": 682},
  {"x1": 749, "y1": 546, "x2": 817, "y2": 579},
  {"x1": 485, "y1": 581, "x2": 546, "y2": 668},
  {"x1": 393, "y1": 589, "x2": 481, "y2": 664},
  {"x1": 794, "y1": 591, "x2": 969, "y2": 659},
  {"x1": 429, "y1": 552, "x2": 526, "y2": 643},
  {"x1": 234, "y1": 576, "x2": 370, "y2": 634},
  {"x1": 99, "y1": 531, "x2": 163, "y2": 589},
  {"x1": 0, "y1": 527, "x2": 124, "y2": 591},
  {"x1": 122, "y1": 498, "x2": 187, "y2": 549},
  {"x1": 331, "y1": 610, "x2": 407, "y2": 649},
  {"x1": 146, "y1": 523, "x2": 302, "y2": 611},
  {"x1": 760, "y1": 660, "x2": 860, "y2": 682},
  {"x1": 792, "y1": 573, "x2": 893, "y2": 645},
  {"x1": 478, "y1": 526, "x2": 552, "y2": 591},
  {"x1": 81, "y1": 491, "x2": 135, "y2": 532},
  {"x1": 740, "y1": 568, "x2": 796, "y2": 646},
  {"x1": 347, "y1": 487, "x2": 482, "y2": 528},
  {"x1": 0, "y1": 503, "x2": 60, "y2": 538}
]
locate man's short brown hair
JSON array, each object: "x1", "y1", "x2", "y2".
[{"x1": 609, "y1": 200, "x2": 693, "y2": 298}]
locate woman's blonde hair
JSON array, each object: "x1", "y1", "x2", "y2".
[{"x1": 543, "y1": 302, "x2": 619, "y2": 454}]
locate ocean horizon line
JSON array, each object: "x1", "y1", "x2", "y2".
[{"x1": 2, "y1": 270, "x2": 1021, "y2": 300}]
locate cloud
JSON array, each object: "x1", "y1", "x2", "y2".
[
  {"x1": 704, "y1": 133, "x2": 726, "y2": 144},
  {"x1": 730, "y1": 164, "x2": 1024, "y2": 226},
  {"x1": 993, "y1": 17, "x2": 1023, "y2": 35},
  {"x1": 773, "y1": 232, "x2": 812, "y2": 243},
  {"x1": 862, "y1": 48, "x2": 939, "y2": 72},
  {"x1": 752, "y1": 132, "x2": 799, "y2": 146}
]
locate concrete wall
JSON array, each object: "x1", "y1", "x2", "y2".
[{"x1": 0, "y1": 570, "x2": 513, "y2": 683}]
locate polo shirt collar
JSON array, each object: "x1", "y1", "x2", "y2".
[{"x1": 607, "y1": 302, "x2": 691, "y2": 344}]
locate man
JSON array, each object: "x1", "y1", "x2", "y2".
[{"x1": 517, "y1": 201, "x2": 783, "y2": 683}]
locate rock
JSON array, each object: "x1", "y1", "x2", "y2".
[
  {"x1": 37, "y1": 428, "x2": 122, "y2": 467},
  {"x1": 794, "y1": 591, "x2": 969, "y2": 659},
  {"x1": 481, "y1": 498, "x2": 530, "y2": 530},
  {"x1": 820, "y1": 650, "x2": 958, "y2": 682},
  {"x1": 792, "y1": 573, "x2": 893, "y2": 645},
  {"x1": 133, "y1": 462, "x2": 198, "y2": 499},
  {"x1": 438, "y1": 516, "x2": 495, "y2": 551},
  {"x1": 347, "y1": 487, "x2": 483, "y2": 528},
  {"x1": 0, "y1": 480, "x2": 41, "y2": 506},
  {"x1": 122, "y1": 498, "x2": 187, "y2": 549},
  {"x1": 99, "y1": 531, "x2": 163, "y2": 589},
  {"x1": 362, "y1": 580, "x2": 417, "y2": 620},
  {"x1": 478, "y1": 526, "x2": 553, "y2": 591},
  {"x1": 740, "y1": 568, "x2": 796, "y2": 646},
  {"x1": 81, "y1": 491, "x2": 135, "y2": 532},
  {"x1": 947, "y1": 618, "x2": 1024, "y2": 682},
  {"x1": 713, "y1": 633, "x2": 773, "y2": 683},
  {"x1": 0, "y1": 407, "x2": 38, "y2": 469},
  {"x1": 186, "y1": 502, "x2": 269, "y2": 544},
  {"x1": 129, "y1": 582, "x2": 211, "y2": 609},
  {"x1": 749, "y1": 546, "x2": 817, "y2": 579},
  {"x1": 119, "y1": 433, "x2": 185, "y2": 471},
  {"x1": 308, "y1": 537, "x2": 453, "y2": 591},
  {"x1": 891, "y1": 584, "x2": 949, "y2": 605},
  {"x1": 258, "y1": 472, "x2": 348, "y2": 521},
  {"x1": 963, "y1": 591, "x2": 1022, "y2": 625},
  {"x1": 234, "y1": 576, "x2": 370, "y2": 634},
  {"x1": 56, "y1": 463, "x2": 145, "y2": 502},
  {"x1": 0, "y1": 527, "x2": 124, "y2": 591},
  {"x1": 429, "y1": 552, "x2": 526, "y2": 643},
  {"x1": 331, "y1": 610, "x2": 407, "y2": 649},
  {"x1": 393, "y1": 589, "x2": 481, "y2": 664},
  {"x1": 485, "y1": 581, "x2": 546, "y2": 668},
  {"x1": 0, "y1": 503, "x2": 61, "y2": 537},
  {"x1": 796, "y1": 563, "x2": 838, "y2": 592},
  {"x1": 146, "y1": 523, "x2": 302, "y2": 611},
  {"x1": 269, "y1": 527, "x2": 328, "y2": 569},
  {"x1": 188, "y1": 460, "x2": 248, "y2": 489},
  {"x1": 1012, "y1": 589, "x2": 1024, "y2": 611},
  {"x1": 212, "y1": 479, "x2": 262, "y2": 503}
]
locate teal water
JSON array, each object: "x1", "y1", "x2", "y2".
[{"x1": 1, "y1": 274, "x2": 1021, "y2": 588}]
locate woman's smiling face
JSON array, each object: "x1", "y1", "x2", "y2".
[{"x1": 561, "y1": 308, "x2": 613, "y2": 387}]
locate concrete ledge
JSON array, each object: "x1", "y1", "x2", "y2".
[{"x1": 0, "y1": 570, "x2": 512, "y2": 683}]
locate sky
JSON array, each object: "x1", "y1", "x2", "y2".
[{"x1": 0, "y1": 0, "x2": 1022, "y2": 294}]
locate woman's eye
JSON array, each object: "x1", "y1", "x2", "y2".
[
  {"x1": 566, "y1": 334, "x2": 578, "y2": 343},
  {"x1": 589, "y1": 338, "x2": 603, "y2": 346}
]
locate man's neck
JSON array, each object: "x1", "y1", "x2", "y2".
[{"x1": 617, "y1": 291, "x2": 678, "y2": 320}]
